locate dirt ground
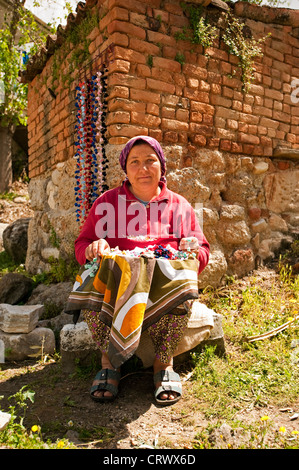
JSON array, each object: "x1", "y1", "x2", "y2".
[
  {"x1": 1, "y1": 182, "x2": 299, "y2": 450},
  {"x1": 1, "y1": 342, "x2": 299, "y2": 450}
]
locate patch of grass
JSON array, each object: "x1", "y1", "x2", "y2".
[
  {"x1": 190, "y1": 266, "x2": 299, "y2": 448},
  {"x1": 0, "y1": 386, "x2": 75, "y2": 449},
  {"x1": 0, "y1": 191, "x2": 20, "y2": 201},
  {"x1": 0, "y1": 250, "x2": 22, "y2": 273}
]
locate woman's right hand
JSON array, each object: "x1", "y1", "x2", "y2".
[{"x1": 85, "y1": 239, "x2": 110, "y2": 262}]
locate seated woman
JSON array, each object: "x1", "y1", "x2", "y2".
[{"x1": 74, "y1": 135, "x2": 210, "y2": 405}]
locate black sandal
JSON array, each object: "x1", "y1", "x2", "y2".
[{"x1": 90, "y1": 368, "x2": 121, "y2": 403}]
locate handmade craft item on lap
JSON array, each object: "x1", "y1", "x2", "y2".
[{"x1": 65, "y1": 245, "x2": 199, "y2": 368}]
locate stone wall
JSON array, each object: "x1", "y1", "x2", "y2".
[{"x1": 22, "y1": 0, "x2": 299, "y2": 286}]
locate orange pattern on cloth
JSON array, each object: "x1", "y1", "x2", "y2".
[{"x1": 65, "y1": 253, "x2": 199, "y2": 368}]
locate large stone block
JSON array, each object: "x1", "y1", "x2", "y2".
[
  {"x1": 0, "y1": 327, "x2": 55, "y2": 362},
  {"x1": 0, "y1": 304, "x2": 43, "y2": 333},
  {"x1": 264, "y1": 170, "x2": 299, "y2": 213}
]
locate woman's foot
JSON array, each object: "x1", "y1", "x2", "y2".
[
  {"x1": 91, "y1": 352, "x2": 120, "y2": 401},
  {"x1": 153, "y1": 357, "x2": 182, "y2": 403}
]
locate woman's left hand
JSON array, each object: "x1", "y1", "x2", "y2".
[{"x1": 179, "y1": 237, "x2": 200, "y2": 257}]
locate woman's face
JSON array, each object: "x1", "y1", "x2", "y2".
[{"x1": 126, "y1": 143, "x2": 162, "y2": 197}]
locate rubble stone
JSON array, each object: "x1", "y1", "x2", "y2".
[{"x1": 0, "y1": 304, "x2": 43, "y2": 334}]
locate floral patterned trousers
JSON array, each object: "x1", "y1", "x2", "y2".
[{"x1": 83, "y1": 305, "x2": 190, "y2": 364}]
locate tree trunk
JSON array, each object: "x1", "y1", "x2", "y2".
[{"x1": 0, "y1": 126, "x2": 13, "y2": 193}]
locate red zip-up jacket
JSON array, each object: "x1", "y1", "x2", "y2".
[{"x1": 75, "y1": 180, "x2": 210, "y2": 274}]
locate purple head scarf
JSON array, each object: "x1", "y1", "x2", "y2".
[{"x1": 119, "y1": 135, "x2": 166, "y2": 183}]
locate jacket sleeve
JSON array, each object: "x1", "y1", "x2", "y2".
[{"x1": 74, "y1": 202, "x2": 98, "y2": 265}]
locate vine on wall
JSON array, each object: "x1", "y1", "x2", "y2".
[{"x1": 175, "y1": 3, "x2": 270, "y2": 91}]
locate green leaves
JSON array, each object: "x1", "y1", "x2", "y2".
[{"x1": 0, "y1": 1, "x2": 49, "y2": 127}]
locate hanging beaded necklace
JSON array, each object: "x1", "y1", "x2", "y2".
[{"x1": 74, "y1": 67, "x2": 109, "y2": 229}]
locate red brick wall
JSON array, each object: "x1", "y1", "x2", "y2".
[{"x1": 27, "y1": 0, "x2": 299, "y2": 179}]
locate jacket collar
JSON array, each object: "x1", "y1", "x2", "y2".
[{"x1": 119, "y1": 179, "x2": 169, "y2": 203}]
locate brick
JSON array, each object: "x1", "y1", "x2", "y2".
[
  {"x1": 190, "y1": 123, "x2": 214, "y2": 136},
  {"x1": 162, "y1": 45, "x2": 177, "y2": 60},
  {"x1": 130, "y1": 37, "x2": 160, "y2": 56},
  {"x1": 107, "y1": 20, "x2": 146, "y2": 40},
  {"x1": 190, "y1": 101, "x2": 214, "y2": 115},
  {"x1": 222, "y1": 75, "x2": 242, "y2": 89},
  {"x1": 259, "y1": 117, "x2": 279, "y2": 129},
  {"x1": 151, "y1": 67, "x2": 173, "y2": 84},
  {"x1": 164, "y1": 131, "x2": 178, "y2": 143},
  {"x1": 190, "y1": 112, "x2": 203, "y2": 123},
  {"x1": 207, "y1": 137, "x2": 220, "y2": 148},
  {"x1": 161, "y1": 118, "x2": 188, "y2": 132},
  {"x1": 176, "y1": 109, "x2": 189, "y2": 121},
  {"x1": 147, "y1": 30, "x2": 176, "y2": 47},
  {"x1": 100, "y1": 6, "x2": 129, "y2": 31},
  {"x1": 106, "y1": 32, "x2": 129, "y2": 48},
  {"x1": 210, "y1": 95, "x2": 232, "y2": 108},
  {"x1": 146, "y1": 78, "x2": 176, "y2": 94},
  {"x1": 107, "y1": 111, "x2": 131, "y2": 124},
  {"x1": 108, "y1": 0, "x2": 147, "y2": 14},
  {"x1": 162, "y1": 107, "x2": 175, "y2": 119},
  {"x1": 130, "y1": 88, "x2": 161, "y2": 104},
  {"x1": 277, "y1": 161, "x2": 290, "y2": 170},
  {"x1": 152, "y1": 56, "x2": 181, "y2": 73},
  {"x1": 147, "y1": 103, "x2": 159, "y2": 115},
  {"x1": 109, "y1": 137, "x2": 129, "y2": 145},
  {"x1": 131, "y1": 112, "x2": 161, "y2": 127},
  {"x1": 109, "y1": 124, "x2": 149, "y2": 137},
  {"x1": 205, "y1": 47, "x2": 229, "y2": 62},
  {"x1": 109, "y1": 59, "x2": 131, "y2": 73},
  {"x1": 273, "y1": 110, "x2": 291, "y2": 122},
  {"x1": 264, "y1": 88, "x2": 283, "y2": 101},
  {"x1": 265, "y1": 46, "x2": 284, "y2": 62},
  {"x1": 135, "y1": 64, "x2": 151, "y2": 77},
  {"x1": 108, "y1": 73, "x2": 146, "y2": 89},
  {"x1": 114, "y1": 45, "x2": 146, "y2": 64},
  {"x1": 220, "y1": 140, "x2": 232, "y2": 151},
  {"x1": 193, "y1": 135, "x2": 206, "y2": 146},
  {"x1": 108, "y1": 86, "x2": 129, "y2": 99},
  {"x1": 231, "y1": 142, "x2": 243, "y2": 153},
  {"x1": 183, "y1": 88, "x2": 209, "y2": 103},
  {"x1": 239, "y1": 133, "x2": 260, "y2": 145},
  {"x1": 182, "y1": 64, "x2": 207, "y2": 80},
  {"x1": 164, "y1": 2, "x2": 184, "y2": 15},
  {"x1": 149, "y1": 129, "x2": 162, "y2": 141}
]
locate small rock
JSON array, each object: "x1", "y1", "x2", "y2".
[
  {"x1": 0, "y1": 411, "x2": 11, "y2": 431},
  {"x1": 290, "y1": 413, "x2": 299, "y2": 421},
  {"x1": 253, "y1": 162, "x2": 269, "y2": 174},
  {"x1": 13, "y1": 196, "x2": 28, "y2": 204}
]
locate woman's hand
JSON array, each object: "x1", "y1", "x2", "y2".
[
  {"x1": 179, "y1": 237, "x2": 200, "y2": 257},
  {"x1": 85, "y1": 239, "x2": 110, "y2": 262}
]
